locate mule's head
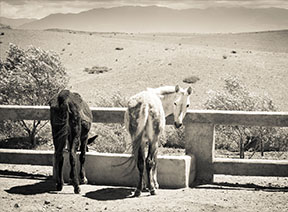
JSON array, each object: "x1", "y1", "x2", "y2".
[{"x1": 173, "y1": 85, "x2": 192, "y2": 128}]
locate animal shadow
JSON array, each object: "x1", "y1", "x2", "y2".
[
  {"x1": 5, "y1": 180, "x2": 56, "y2": 195},
  {"x1": 196, "y1": 182, "x2": 288, "y2": 192},
  {"x1": 85, "y1": 187, "x2": 134, "y2": 201}
]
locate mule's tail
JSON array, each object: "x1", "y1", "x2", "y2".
[
  {"x1": 114, "y1": 103, "x2": 149, "y2": 176},
  {"x1": 131, "y1": 103, "x2": 149, "y2": 164}
]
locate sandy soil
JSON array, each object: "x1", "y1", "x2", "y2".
[
  {"x1": 0, "y1": 29, "x2": 288, "y2": 111},
  {"x1": 0, "y1": 163, "x2": 288, "y2": 212}
]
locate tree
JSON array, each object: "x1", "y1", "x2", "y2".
[
  {"x1": 205, "y1": 76, "x2": 277, "y2": 158},
  {"x1": 0, "y1": 43, "x2": 68, "y2": 146}
]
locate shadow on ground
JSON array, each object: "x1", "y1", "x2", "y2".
[
  {"x1": 0, "y1": 169, "x2": 50, "y2": 180},
  {"x1": 1, "y1": 169, "x2": 55, "y2": 195},
  {"x1": 85, "y1": 187, "x2": 134, "y2": 201},
  {"x1": 5, "y1": 180, "x2": 56, "y2": 195},
  {"x1": 196, "y1": 182, "x2": 288, "y2": 192}
]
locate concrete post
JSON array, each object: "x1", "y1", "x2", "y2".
[{"x1": 185, "y1": 123, "x2": 215, "y2": 184}]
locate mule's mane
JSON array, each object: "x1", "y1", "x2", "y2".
[{"x1": 148, "y1": 86, "x2": 181, "y2": 95}]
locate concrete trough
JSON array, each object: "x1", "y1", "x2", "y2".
[
  {"x1": 0, "y1": 149, "x2": 194, "y2": 188},
  {"x1": 0, "y1": 149, "x2": 53, "y2": 166},
  {"x1": 61, "y1": 152, "x2": 195, "y2": 189}
]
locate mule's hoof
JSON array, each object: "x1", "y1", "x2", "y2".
[
  {"x1": 80, "y1": 177, "x2": 88, "y2": 184},
  {"x1": 150, "y1": 189, "x2": 157, "y2": 196},
  {"x1": 74, "y1": 186, "x2": 81, "y2": 194},
  {"x1": 134, "y1": 189, "x2": 141, "y2": 197},
  {"x1": 155, "y1": 183, "x2": 159, "y2": 189},
  {"x1": 56, "y1": 183, "x2": 63, "y2": 191}
]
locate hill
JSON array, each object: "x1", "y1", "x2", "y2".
[
  {"x1": 18, "y1": 6, "x2": 288, "y2": 33},
  {"x1": 0, "y1": 28, "x2": 287, "y2": 111},
  {"x1": 0, "y1": 17, "x2": 36, "y2": 28}
]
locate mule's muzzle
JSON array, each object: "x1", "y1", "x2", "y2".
[{"x1": 174, "y1": 122, "x2": 182, "y2": 128}]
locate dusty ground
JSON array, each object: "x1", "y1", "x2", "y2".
[
  {"x1": 0, "y1": 163, "x2": 288, "y2": 212},
  {"x1": 0, "y1": 29, "x2": 288, "y2": 111}
]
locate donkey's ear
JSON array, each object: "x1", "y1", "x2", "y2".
[
  {"x1": 187, "y1": 87, "x2": 192, "y2": 95},
  {"x1": 175, "y1": 85, "x2": 180, "y2": 93}
]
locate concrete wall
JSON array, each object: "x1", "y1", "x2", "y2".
[
  {"x1": 0, "y1": 149, "x2": 53, "y2": 166},
  {"x1": 1, "y1": 105, "x2": 288, "y2": 184},
  {"x1": 214, "y1": 158, "x2": 288, "y2": 177},
  {"x1": 61, "y1": 152, "x2": 195, "y2": 188},
  {"x1": 0, "y1": 149, "x2": 194, "y2": 189}
]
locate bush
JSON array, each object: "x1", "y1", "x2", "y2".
[
  {"x1": 205, "y1": 76, "x2": 286, "y2": 158},
  {"x1": 83, "y1": 66, "x2": 111, "y2": 74},
  {"x1": 183, "y1": 76, "x2": 200, "y2": 84},
  {"x1": 0, "y1": 43, "x2": 68, "y2": 147},
  {"x1": 88, "y1": 93, "x2": 129, "y2": 153}
]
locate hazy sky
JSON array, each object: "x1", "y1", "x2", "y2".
[{"x1": 1, "y1": 0, "x2": 288, "y2": 19}]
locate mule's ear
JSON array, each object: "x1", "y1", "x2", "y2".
[
  {"x1": 187, "y1": 87, "x2": 192, "y2": 95},
  {"x1": 175, "y1": 85, "x2": 180, "y2": 93}
]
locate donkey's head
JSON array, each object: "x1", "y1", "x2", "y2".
[{"x1": 173, "y1": 85, "x2": 192, "y2": 128}]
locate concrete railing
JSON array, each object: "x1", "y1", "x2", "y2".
[{"x1": 0, "y1": 105, "x2": 288, "y2": 186}]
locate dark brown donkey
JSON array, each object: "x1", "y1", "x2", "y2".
[{"x1": 49, "y1": 90, "x2": 97, "y2": 194}]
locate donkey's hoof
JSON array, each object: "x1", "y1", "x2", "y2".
[
  {"x1": 134, "y1": 189, "x2": 141, "y2": 197},
  {"x1": 141, "y1": 187, "x2": 149, "y2": 192},
  {"x1": 68, "y1": 178, "x2": 73, "y2": 185},
  {"x1": 74, "y1": 186, "x2": 81, "y2": 194},
  {"x1": 56, "y1": 183, "x2": 63, "y2": 191},
  {"x1": 80, "y1": 177, "x2": 88, "y2": 184},
  {"x1": 150, "y1": 189, "x2": 157, "y2": 196}
]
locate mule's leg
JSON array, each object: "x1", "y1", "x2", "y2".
[
  {"x1": 69, "y1": 124, "x2": 81, "y2": 194},
  {"x1": 152, "y1": 136, "x2": 159, "y2": 190},
  {"x1": 146, "y1": 139, "x2": 158, "y2": 195},
  {"x1": 79, "y1": 129, "x2": 89, "y2": 184},
  {"x1": 135, "y1": 145, "x2": 145, "y2": 197}
]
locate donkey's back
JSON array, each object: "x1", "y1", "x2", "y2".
[{"x1": 50, "y1": 90, "x2": 96, "y2": 194}]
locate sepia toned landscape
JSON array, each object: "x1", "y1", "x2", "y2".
[
  {"x1": 1, "y1": 2, "x2": 288, "y2": 212},
  {"x1": 1, "y1": 28, "x2": 288, "y2": 111}
]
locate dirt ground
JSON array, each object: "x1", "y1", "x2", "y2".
[
  {"x1": 0, "y1": 163, "x2": 287, "y2": 212},
  {"x1": 1, "y1": 29, "x2": 288, "y2": 111}
]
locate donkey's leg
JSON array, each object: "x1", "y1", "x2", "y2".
[
  {"x1": 146, "y1": 139, "x2": 158, "y2": 195},
  {"x1": 135, "y1": 146, "x2": 145, "y2": 197},
  {"x1": 54, "y1": 150, "x2": 64, "y2": 191},
  {"x1": 69, "y1": 124, "x2": 81, "y2": 194},
  {"x1": 54, "y1": 139, "x2": 66, "y2": 191},
  {"x1": 79, "y1": 130, "x2": 89, "y2": 184},
  {"x1": 69, "y1": 145, "x2": 80, "y2": 194}
]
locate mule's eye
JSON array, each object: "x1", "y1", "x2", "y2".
[
  {"x1": 174, "y1": 102, "x2": 177, "y2": 106},
  {"x1": 186, "y1": 104, "x2": 190, "y2": 108}
]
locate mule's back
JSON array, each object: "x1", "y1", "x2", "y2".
[{"x1": 126, "y1": 90, "x2": 164, "y2": 138}]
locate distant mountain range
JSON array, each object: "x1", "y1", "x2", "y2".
[
  {"x1": 2, "y1": 6, "x2": 288, "y2": 33},
  {"x1": 0, "y1": 17, "x2": 37, "y2": 28}
]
